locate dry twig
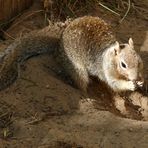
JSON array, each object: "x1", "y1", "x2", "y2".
[
  {"x1": 0, "y1": 29, "x2": 15, "y2": 40},
  {"x1": 11, "y1": 10, "x2": 45, "y2": 29},
  {"x1": 120, "y1": 0, "x2": 131, "y2": 23},
  {"x1": 98, "y1": 2, "x2": 120, "y2": 16}
]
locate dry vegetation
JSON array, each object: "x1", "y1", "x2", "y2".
[{"x1": 44, "y1": 0, "x2": 148, "y2": 21}]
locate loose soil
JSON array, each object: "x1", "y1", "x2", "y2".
[{"x1": 0, "y1": 1, "x2": 148, "y2": 148}]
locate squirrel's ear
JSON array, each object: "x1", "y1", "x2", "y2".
[
  {"x1": 114, "y1": 41, "x2": 120, "y2": 55},
  {"x1": 128, "y1": 38, "x2": 134, "y2": 49}
]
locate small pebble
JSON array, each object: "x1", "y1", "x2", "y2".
[{"x1": 46, "y1": 84, "x2": 50, "y2": 89}]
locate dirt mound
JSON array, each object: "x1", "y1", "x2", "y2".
[{"x1": 0, "y1": 1, "x2": 148, "y2": 147}]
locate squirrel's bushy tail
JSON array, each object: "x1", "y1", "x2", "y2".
[
  {"x1": 16, "y1": 35, "x2": 60, "y2": 63},
  {"x1": 16, "y1": 21, "x2": 67, "y2": 63},
  {"x1": 0, "y1": 20, "x2": 69, "y2": 90}
]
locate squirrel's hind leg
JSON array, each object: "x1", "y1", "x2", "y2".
[{"x1": 67, "y1": 62, "x2": 89, "y2": 92}]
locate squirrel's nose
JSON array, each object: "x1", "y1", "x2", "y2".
[
  {"x1": 131, "y1": 75, "x2": 144, "y2": 84},
  {"x1": 128, "y1": 70, "x2": 140, "y2": 81},
  {"x1": 129, "y1": 76, "x2": 137, "y2": 82}
]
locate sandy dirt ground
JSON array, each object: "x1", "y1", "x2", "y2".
[{"x1": 0, "y1": 1, "x2": 148, "y2": 148}]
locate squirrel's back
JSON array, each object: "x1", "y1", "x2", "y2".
[{"x1": 61, "y1": 16, "x2": 116, "y2": 63}]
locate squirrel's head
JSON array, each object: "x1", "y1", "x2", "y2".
[{"x1": 113, "y1": 38, "x2": 144, "y2": 83}]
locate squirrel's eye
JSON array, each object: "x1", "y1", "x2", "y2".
[{"x1": 121, "y1": 61, "x2": 127, "y2": 69}]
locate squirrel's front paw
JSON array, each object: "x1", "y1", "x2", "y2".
[
  {"x1": 128, "y1": 81, "x2": 137, "y2": 91},
  {"x1": 136, "y1": 81, "x2": 144, "y2": 87}
]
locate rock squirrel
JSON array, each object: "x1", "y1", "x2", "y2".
[{"x1": 0, "y1": 16, "x2": 144, "y2": 92}]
